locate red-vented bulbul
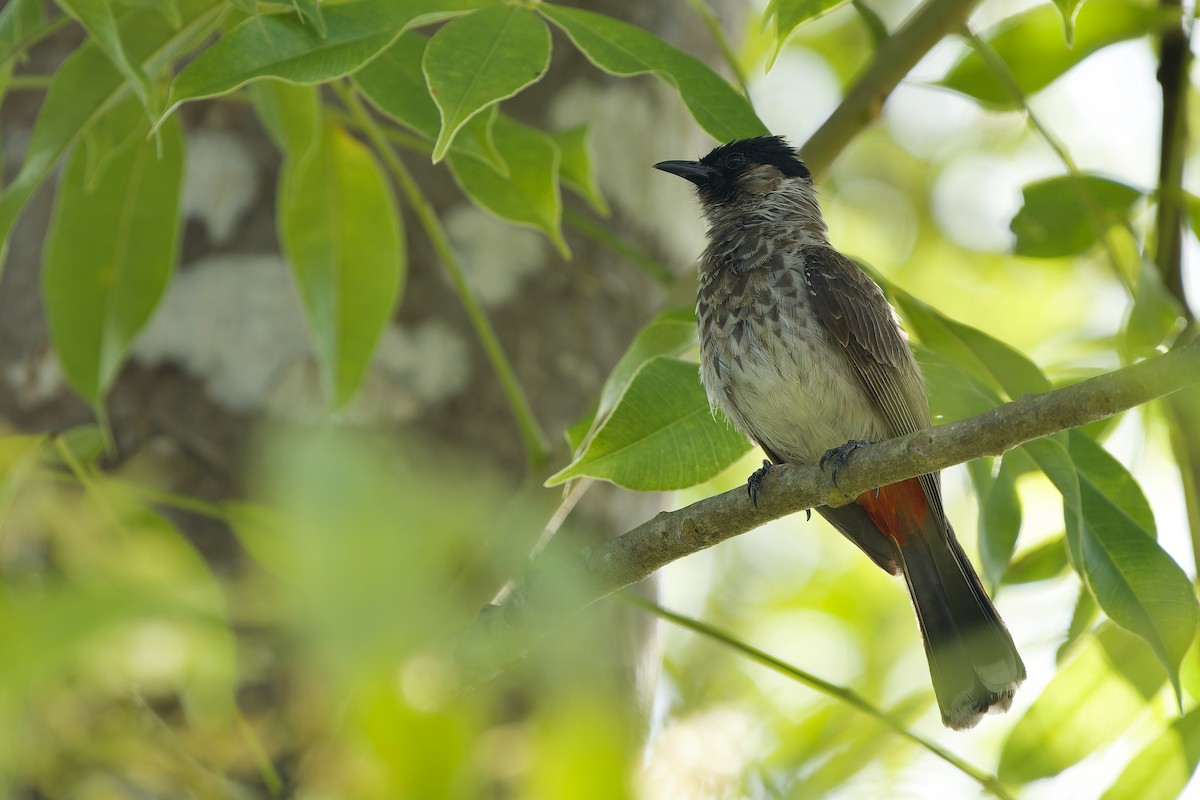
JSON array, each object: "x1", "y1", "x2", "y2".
[{"x1": 655, "y1": 135, "x2": 1025, "y2": 730}]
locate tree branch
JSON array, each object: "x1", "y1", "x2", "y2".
[
  {"x1": 479, "y1": 339, "x2": 1200, "y2": 644},
  {"x1": 800, "y1": 0, "x2": 983, "y2": 178}
]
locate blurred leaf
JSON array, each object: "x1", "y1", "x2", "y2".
[
  {"x1": 1052, "y1": 0, "x2": 1085, "y2": 44},
  {"x1": 524, "y1": 698, "x2": 634, "y2": 800},
  {"x1": 0, "y1": 584, "x2": 154, "y2": 698},
  {"x1": 977, "y1": 456, "x2": 1023, "y2": 589},
  {"x1": 279, "y1": 122, "x2": 404, "y2": 409},
  {"x1": 0, "y1": 434, "x2": 45, "y2": 527},
  {"x1": 447, "y1": 115, "x2": 567, "y2": 256},
  {"x1": 354, "y1": 30, "x2": 507, "y2": 171},
  {"x1": 1058, "y1": 582, "x2": 1099, "y2": 664},
  {"x1": 939, "y1": 0, "x2": 1177, "y2": 109},
  {"x1": 893, "y1": 288, "x2": 1050, "y2": 400},
  {"x1": 117, "y1": 0, "x2": 182, "y2": 27},
  {"x1": 0, "y1": 0, "x2": 222, "y2": 254},
  {"x1": 1125, "y1": 261, "x2": 1185, "y2": 357},
  {"x1": 291, "y1": 0, "x2": 325, "y2": 37},
  {"x1": 43, "y1": 112, "x2": 184, "y2": 409},
  {"x1": 546, "y1": 357, "x2": 751, "y2": 490},
  {"x1": 791, "y1": 692, "x2": 929, "y2": 797},
  {"x1": 1000, "y1": 624, "x2": 1167, "y2": 784},
  {"x1": 1002, "y1": 536, "x2": 1069, "y2": 585},
  {"x1": 55, "y1": 0, "x2": 157, "y2": 116},
  {"x1": 424, "y1": 5, "x2": 550, "y2": 162},
  {"x1": 45, "y1": 424, "x2": 108, "y2": 468},
  {"x1": 0, "y1": 0, "x2": 45, "y2": 65},
  {"x1": 912, "y1": 344, "x2": 1003, "y2": 423},
  {"x1": 766, "y1": 0, "x2": 849, "y2": 64},
  {"x1": 80, "y1": 94, "x2": 146, "y2": 188},
  {"x1": 551, "y1": 125, "x2": 609, "y2": 216},
  {"x1": 539, "y1": 5, "x2": 768, "y2": 142},
  {"x1": 1068, "y1": 431, "x2": 1197, "y2": 698},
  {"x1": 1011, "y1": 174, "x2": 1143, "y2": 258},
  {"x1": 249, "y1": 79, "x2": 321, "y2": 163},
  {"x1": 165, "y1": 0, "x2": 485, "y2": 114},
  {"x1": 224, "y1": 501, "x2": 294, "y2": 577},
  {"x1": 1102, "y1": 706, "x2": 1200, "y2": 800}
]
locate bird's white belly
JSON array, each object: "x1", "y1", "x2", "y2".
[{"x1": 701, "y1": 313, "x2": 886, "y2": 466}]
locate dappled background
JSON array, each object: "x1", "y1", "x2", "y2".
[{"x1": 1, "y1": 0, "x2": 1198, "y2": 798}]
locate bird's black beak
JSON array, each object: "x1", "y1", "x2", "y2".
[{"x1": 653, "y1": 160, "x2": 714, "y2": 186}]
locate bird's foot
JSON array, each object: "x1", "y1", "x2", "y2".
[
  {"x1": 747, "y1": 459, "x2": 772, "y2": 508},
  {"x1": 819, "y1": 440, "x2": 873, "y2": 487}
]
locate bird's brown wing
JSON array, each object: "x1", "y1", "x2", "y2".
[
  {"x1": 801, "y1": 245, "x2": 945, "y2": 517},
  {"x1": 801, "y1": 245, "x2": 929, "y2": 438}
]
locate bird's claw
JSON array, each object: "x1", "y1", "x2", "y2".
[
  {"x1": 747, "y1": 459, "x2": 772, "y2": 507},
  {"x1": 819, "y1": 440, "x2": 872, "y2": 487}
]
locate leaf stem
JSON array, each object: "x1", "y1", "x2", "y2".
[
  {"x1": 621, "y1": 593, "x2": 1014, "y2": 799},
  {"x1": 334, "y1": 83, "x2": 550, "y2": 469}
]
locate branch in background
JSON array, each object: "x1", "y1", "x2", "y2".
[
  {"x1": 1155, "y1": 0, "x2": 1191, "y2": 313},
  {"x1": 622, "y1": 593, "x2": 1015, "y2": 800},
  {"x1": 800, "y1": 0, "x2": 983, "y2": 178},
  {"x1": 477, "y1": 339, "x2": 1200, "y2": 651},
  {"x1": 1152, "y1": 0, "x2": 1200, "y2": 574}
]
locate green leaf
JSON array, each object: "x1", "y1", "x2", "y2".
[
  {"x1": 1058, "y1": 581, "x2": 1100, "y2": 663},
  {"x1": 1023, "y1": 436, "x2": 1083, "y2": 564},
  {"x1": 1002, "y1": 536, "x2": 1069, "y2": 585},
  {"x1": 766, "y1": 0, "x2": 850, "y2": 60},
  {"x1": 911, "y1": 344, "x2": 1003, "y2": 423},
  {"x1": 977, "y1": 455, "x2": 1023, "y2": 589},
  {"x1": 1011, "y1": 174, "x2": 1143, "y2": 259},
  {"x1": 893, "y1": 288, "x2": 1051, "y2": 399},
  {"x1": 1052, "y1": 0, "x2": 1085, "y2": 44},
  {"x1": 570, "y1": 307, "x2": 697, "y2": 452},
  {"x1": 279, "y1": 122, "x2": 405, "y2": 409},
  {"x1": 0, "y1": 0, "x2": 222, "y2": 254},
  {"x1": 539, "y1": 5, "x2": 767, "y2": 143},
  {"x1": 939, "y1": 0, "x2": 1177, "y2": 109},
  {"x1": 0, "y1": 0, "x2": 45, "y2": 66},
  {"x1": 55, "y1": 0, "x2": 157, "y2": 116},
  {"x1": 423, "y1": 5, "x2": 550, "y2": 162},
  {"x1": 1068, "y1": 431, "x2": 1197, "y2": 697},
  {"x1": 249, "y1": 79, "x2": 321, "y2": 163},
  {"x1": 546, "y1": 356, "x2": 751, "y2": 491},
  {"x1": 353, "y1": 30, "x2": 507, "y2": 171},
  {"x1": 999, "y1": 625, "x2": 1167, "y2": 784},
  {"x1": 1102, "y1": 706, "x2": 1200, "y2": 800},
  {"x1": 80, "y1": 94, "x2": 147, "y2": 188},
  {"x1": 1125, "y1": 261, "x2": 1185, "y2": 357},
  {"x1": 291, "y1": 0, "x2": 326, "y2": 37},
  {"x1": 165, "y1": 0, "x2": 485, "y2": 115},
  {"x1": 0, "y1": 434, "x2": 45, "y2": 528},
  {"x1": 550, "y1": 125, "x2": 609, "y2": 216},
  {"x1": 114, "y1": 0, "x2": 182, "y2": 28},
  {"x1": 42, "y1": 112, "x2": 185, "y2": 409},
  {"x1": 447, "y1": 115, "x2": 567, "y2": 256}
]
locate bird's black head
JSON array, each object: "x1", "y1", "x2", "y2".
[{"x1": 654, "y1": 135, "x2": 811, "y2": 206}]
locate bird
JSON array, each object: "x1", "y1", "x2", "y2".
[{"x1": 654, "y1": 135, "x2": 1025, "y2": 730}]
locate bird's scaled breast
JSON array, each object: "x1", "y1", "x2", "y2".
[{"x1": 697, "y1": 263, "x2": 887, "y2": 465}]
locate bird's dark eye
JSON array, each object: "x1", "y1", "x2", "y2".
[{"x1": 724, "y1": 152, "x2": 746, "y2": 169}]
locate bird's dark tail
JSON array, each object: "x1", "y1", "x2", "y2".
[{"x1": 860, "y1": 478, "x2": 1026, "y2": 730}]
